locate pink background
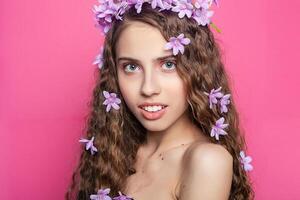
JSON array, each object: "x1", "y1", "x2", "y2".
[{"x1": 1, "y1": 0, "x2": 299, "y2": 199}]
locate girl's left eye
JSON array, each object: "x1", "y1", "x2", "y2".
[{"x1": 162, "y1": 61, "x2": 176, "y2": 70}]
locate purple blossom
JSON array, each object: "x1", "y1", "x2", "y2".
[
  {"x1": 160, "y1": 0, "x2": 174, "y2": 10},
  {"x1": 93, "y1": 47, "x2": 104, "y2": 69},
  {"x1": 210, "y1": 117, "x2": 228, "y2": 140},
  {"x1": 112, "y1": 191, "x2": 133, "y2": 200},
  {"x1": 194, "y1": 0, "x2": 212, "y2": 9},
  {"x1": 204, "y1": 86, "x2": 224, "y2": 109},
  {"x1": 133, "y1": 0, "x2": 145, "y2": 13},
  {"x1": 93, "y1": 0, "x2": 128, "y2": 33},
  {"x1": 115, "y1": 1, "x2": 129, "y2": 20},
  {"x1": 192, "y1": 0, "x2": 215, "y2": 26},
  {"x1": 79, "y1": 136, "x2": 98, "y2": 155},
  {"x1": 151, "y1": 0, "x2": 165, "y2": 10},
  {"x1": 118, "y1": 0, "x2": 142, "y2": 13},
  {"x1": 240, "y1": 151, "x2": 253, "y2": 172},
  {"x1": 90, "y1": 188, "x2": 112, "y2": 200},
  {"x1": 171, "y1": 0, "x2": 194, "y2": 18},
  {"x1": 95, "y1": 19, "x2": 112, "y2": 34},
  {"x1": 103, "y1": 91, "x2": 121, "y2": 112},
  {"x1": 192, "y1": 7, "x2": 214, "y2": 26},
  {"x1": 219, "y1": 93, "x2": 230, "y2": 113},
  {"x1": 165, "y1": 33, "x2": 191, "y2": 55}
]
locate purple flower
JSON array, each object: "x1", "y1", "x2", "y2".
[
  {"x1": 79, "y1": 136, "x2": 98, "y2": 155},
  {"x1": 90, "y1": 188, "x2": 112, "y2": 200},
  {"x1": 192, "y1": 6, "x2": 214, "y2": 26},
  {"x1": 115, "y1": 1, "x2": 129, "y2": 20},
  {"x1": 160, "y1": 0, "x2": 174, "y2": 10},
  {"x1": 112, "y1": 191, "x2": 133, "y2": 200},
  {"x1": 95, "y1": 19, "x2": 112, "y2": 34},
  {"x1": 210, "y1": 117, "x2": 228, "y2": 140},
  {"x1": 165, "y1": 33, "x2": 191, "y2": 55},
  {"x1": 194, "y1": 0, "x2": 212, "y2": 9},
  {"x1": 133, "y1": 0, "x2": 145, "y2": 13},
  {"x1": 103, "y1": 91, "x2": 121, "y2": 112},
  {"x1": 239, "y1": 151, "x2": 253, "y2": 172},
  {"x1": 93, "y1": 47, "x2": 104, "y2": 69},
  {"x1": 204, "y1": 86, "x2": 224, "y2": 109},
  {"x1": 171, "y1": 0, "x2": 194, "y2": 18},
  {"x1": 93, "y1": 0, "x2": 128, "y2": 33},
  {"x1": 219, "y1": 93, "x2": 230, "y2": 113},
  {"x1": 151, "y1": 0, "x2": 165, "y2": 10}
]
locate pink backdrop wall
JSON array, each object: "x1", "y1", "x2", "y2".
[{"x1": 1, "y1": 0, "x2": 299, "y2": 199}]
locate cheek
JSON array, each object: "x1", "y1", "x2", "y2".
[
  {"x1": 118, "y1": 76, "x2": 139, "y2": 107},
  {"x1": 165, "y1": 78, "x2": 188, "y2": 107},
  {"x1": 166, "y1": 76, "x2": 187, "y2": 96}
]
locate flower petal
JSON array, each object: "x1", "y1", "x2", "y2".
[
  {"x1": 103, "y1": 90, "x2": 110, "y2": 98},
  {"x1": 112, "y1": 103, "x2": 120, "y2": 110},
  {"x1": 181, "y1": 38, "x2": 190, "y2": 45},
  {"x1": 106, "y1": 104, "x2": 112, "y2": 112}
]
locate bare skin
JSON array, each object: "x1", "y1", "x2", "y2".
[
  {"x1": 124, "y1": 137, "x2": 233, "y2": 200},
  {"x1": 117, "y1": 21, "x2": 233, "y2": 199},
  {"x1": 124, "y1": 133, "x2": 212, "y2": 200}
]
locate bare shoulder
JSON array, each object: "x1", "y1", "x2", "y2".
[
  {"x1": 184, "y1": 142, "x2": 233, "y2": 168},
  {"x1": 177, "y1": 142, "x2": 233, "y2": 200}
]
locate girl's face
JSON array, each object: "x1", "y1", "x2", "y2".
[{"x1": 116, "y1": 21, "x2": 189, "y2": 132}]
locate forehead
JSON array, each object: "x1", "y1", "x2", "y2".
[{"x1": 115, "y1": 21, "x2": 170, "y2": 59}]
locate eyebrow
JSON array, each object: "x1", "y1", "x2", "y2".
[{"x1": 117, "y1": 55, "x2": 176, "y2": 63}]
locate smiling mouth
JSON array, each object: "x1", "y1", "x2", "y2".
[{"x1": 139, "y1": 106, "x2": 168, "y2": 120}]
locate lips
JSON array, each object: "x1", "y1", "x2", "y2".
[{"x1": 138, "y1": 103, "x2": 168, "y2": 120}]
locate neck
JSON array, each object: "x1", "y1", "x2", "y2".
[{"x1": 143, "y1": 111, "x2": 208, "y2": 158}]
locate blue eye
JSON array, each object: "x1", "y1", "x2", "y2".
[
  {"x1": 162, "y1": 61, "x2": 176, "y2": 70},
  {"x1": 123, "y1": 64, "x2": 140, "y2": 72},
  {"x1": 122, "y1": 61, "x2": 176, "y2": 73}
]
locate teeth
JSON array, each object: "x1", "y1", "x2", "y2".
[{"x1": 142, "y1": 105, "x2": 164, "y2": 112}]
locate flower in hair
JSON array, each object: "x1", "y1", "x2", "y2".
[
  {"x1": 194, "y1": 0, "x2": 212, "y2": 9},
  {"x1": 93, "y1": 47, "x2": 104, "y2": 69},
  {"x1": 93, "y1": 0, "x2": 128, "y2": 33},
  {"x1": 112, "y1": 191, "x2": 133, "y2": 200},
  {"x1": 165, "y1": 33, "x2": 191, "y2": 55},
  {"x1": 90, "y1": 188, "x2": 112, "y2": 200},
  {"x1": 239, "y1": 151, "x2": 253, "y2": 172},
  {"x1": 204, "y1": 86, "x2": 224, "y2": 109},
  {"x1": 192, "y1": 4, "x2": 214, "y2": 26},
  {"x1": 210, "y1": 117, "x2": 228, "y2": 140},
  {"x1": 131, "y1": 0, "x2": 145, "y2": 13},
  {"x1": 103, "y1": 91, "x2": 122, "y2": 112},
  {"x1": 79, "y1": 136, "x2": 98, "y2": 155},
  {"x1": 219, "y1": 93, "x2": 230, "y2": 113},
  {"x1": 151, "y1": 0, "x2": 165, "y2": 10},
  {"x1": 159, "y1": 0, "x2": 174, "y2": 11},
  {"x1": 171, "y1": 0, "x2": 194, "y2": 18}
]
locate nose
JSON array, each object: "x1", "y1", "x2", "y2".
[{"x1": 140, "y1": 68, "x2": 161, "y2": 97}]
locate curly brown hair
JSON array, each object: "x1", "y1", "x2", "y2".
[{"x1": 65, "y1": 4, "x2": 254, "y2": 200}]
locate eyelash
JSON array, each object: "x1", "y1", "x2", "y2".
[{"x1": 122, "y1": 61, "x2": 177, "y2": 73}]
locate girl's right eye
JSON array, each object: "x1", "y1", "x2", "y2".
[{"x1": 123, "y1": 63, "x2": 140, "y2": 73}]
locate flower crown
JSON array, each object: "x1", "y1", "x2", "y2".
[
  {"x1": 78, "y1": 1, "x2": 253, "y2": 199},
  {"x1": 93, "y1": 0, "x2": 221, "y2": 35}
]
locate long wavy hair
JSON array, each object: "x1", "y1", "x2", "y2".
[{"x1": 66, "y1": 4, "x2": 254, "y2": 200}]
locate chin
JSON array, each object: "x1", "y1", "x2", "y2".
[{"x1": 139, "y1": 119, "x2": 172, "y2": 132}]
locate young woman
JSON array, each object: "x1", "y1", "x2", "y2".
[{"x1": 66, "y1": 1, "x2": 254, "y2": 199}]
